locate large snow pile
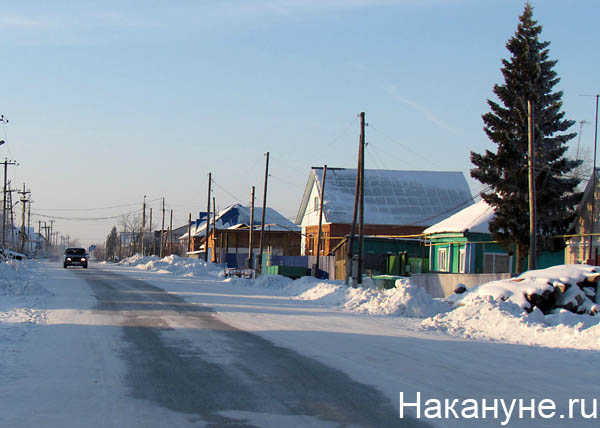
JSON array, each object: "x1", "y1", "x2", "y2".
[
  {"x1": 0, "y1": 260, "x2": 51, "y2": 297},
  {"x1": 424, "y1": 264, "x2": 600, "y2": 350},
  {"x1": 120, "y1": 254, "x2": 223, "y2": 277},
  {"x1": 234, "y1": 275, "x2": 450, "y2": 318},
  {"x1": 341, "y1": 279, "x2": 451, "y2": 317}
]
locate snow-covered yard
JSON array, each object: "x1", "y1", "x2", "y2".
[{"x1": 1, "y1": 256, "x2": 599, "y2": 427}]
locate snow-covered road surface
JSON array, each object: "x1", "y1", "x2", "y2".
[
  {"x1": 2, "y1": 262, "x2": 427, "y2": 427},
  {"x1": 2, "y1": 260, "x2": 599, "y2": 427}
]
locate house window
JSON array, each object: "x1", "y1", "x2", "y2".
[
  {"x1": 484, "y1": 253, "x2": 510, "y2": 273},
  {"x1": 438, "y1": 248, "x2": 448, "y2": 272},
  {"x1": 307, "y1": 234, "x2": 314, "y2": 255},
  {"x1": 459, "y1": 247, "x2": 467, "y2": 273},
  {"x1": 314, "y1": 196, "x2": 319, "y2": 212}
]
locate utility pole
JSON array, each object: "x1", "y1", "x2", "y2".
[
  {"x1": 314, "y1": 165, "x2": 327, "y2": 277},
  {"x1": 149, "y1": 208, "x2": 153, "y2": 255},
  {"x1": 205, "y1": 173, "x2": 211, "y2": 262},
  {"x1": 527, "y1": 100, "x2": 537, "y2": 270},
  {"x1": 160, "y1": 198, "x2": 165, "y2": 258},
  {"x1": 259, "y1": 152, "x2": 270, "y2": 272},
  {"x1": 212, "y1": 196, "x2": 217, "y2": 263},
  {"x1": 168, "y1": 209, "x2": 173, "y2": 255},
  {"x1": 248, "y1": 186, "x2": 255, "y2": 269},
  {"x1": 2, "y1": 158, "x2": 17, "y2": 249},
  {"x1": 18, "y1": 183, "x2": 30, "y2": 253},
  {"x1": 27, "y1": 197, "x2": 32, "y2": 253},
  {"x1": 357, "y1": 112, "x2": 366, "y2": 285},
  {"x1": 50, "y1": 220, "x2": 55, "y2": 248},
  {"x1": 8, "y1": 185, "x2": 16, "y2": 249},
  {"x1": 187, "y1": 213, "x2": 192, "y2": 254},
  {"x1": 141, "y1": 195, "x2": 146, "y2": 256},
  {"x1": 588, "y1": 95, "x2": 600, "y2": 262},
  {"x1": 346, "y1": 132, "x2": 362, "y2": 286}
]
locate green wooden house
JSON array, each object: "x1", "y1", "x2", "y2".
[{"x1": 424, "y1": 200, "x2": 564, "y2": 273}]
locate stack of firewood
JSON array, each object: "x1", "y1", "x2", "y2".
[{"x1": 521, "y1": 273, "x2": 600, "y2": 315}]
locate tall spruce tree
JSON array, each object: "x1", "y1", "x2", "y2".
[{"x1": 470, "y1": 3, "x2": 580, "y2": 268}]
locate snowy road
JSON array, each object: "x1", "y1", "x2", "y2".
[
  {"x1": 2, "y1": 261, "x2": 599, "y2": 428},
  {"x1": 2, "y1": 263, "x2": 427, "y2": 427}
]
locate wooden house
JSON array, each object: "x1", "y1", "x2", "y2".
[
  {"x1": 295, "y1": 167, "x2": 474, "y2": 256},
  {"x1": 182, "y1": 204, "x2": 301, "y2": 264},
  {"x1": 565, "y1": 170, "x2": 600, "y2": 264},
  {"x1": 425, "y1": 199, "x2": 564, "y2": 273}
]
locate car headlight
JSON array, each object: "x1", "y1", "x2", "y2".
[
  {"x1": 66, "y1": 257, "x2": 72, "y2": 261},
  {"x1": 81, "y1": 258, "x2": 86, "y2": 262}
]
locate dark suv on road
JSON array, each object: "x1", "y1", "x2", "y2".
[{"x1": 63, "y1": 247, "x2": 88, "y2": 269}]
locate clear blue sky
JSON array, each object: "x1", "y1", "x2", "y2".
[{"x1": 1, "y1": 0, "x2": 598, "y2": 246}]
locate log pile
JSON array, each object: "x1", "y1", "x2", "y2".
[{"x1": 523, "y1": 273, "x2": 599, "y2": 315}]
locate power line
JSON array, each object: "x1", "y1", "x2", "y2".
[{"x1": 34, "y1": 198, "x2": 162, "y2": 212}]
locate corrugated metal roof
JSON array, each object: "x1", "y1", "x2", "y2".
[
  {"x1": 297, "y1": 167, "x2": 473, "y2": 226},
  {"x1": 186, "y1": 204, "x2": 299, "y2": 238}
]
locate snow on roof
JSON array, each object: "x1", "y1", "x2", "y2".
[
  {"x1": 185, "y1": 204, "x2": 299, "y2": 238},
  {"x1": 423, "y1": 199, "x2": 495, "y2": 235},
  {"x1": 296, "y1": 168, "x2": 473, "y2": 226}
]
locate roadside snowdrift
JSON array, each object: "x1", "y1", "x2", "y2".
[
  {"x1": 119, "y1": 254, "x2": 223, "y2": 277},
  {"x1": 0, "y1": 260, "x2": 51, "y2": 298},
  {"x1": 230, "y1": 275, "x2": 450, "y2": 318},
  {"x1": 424, "y1": 265, "x2": 600, "y2": 350}
]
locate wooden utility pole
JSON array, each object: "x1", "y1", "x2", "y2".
[
  {"x1": 315, "y1": 165, "x2": 327, "y2": 276},
  {"x1": 527, "y1": 100, "x2": 537, "y2": 270},
  {"x1": 2, "y1": 158, "x2": 17, "y2": 249},
  {"x1": 357, "y1": 112, "x2": 366, "y2": 285},
  {"x1": 205, "y1": 172, "x2": 211, "y2": 262},
  {"x1": 49, "y1": 220, "x2": 55, "y2": 249},
  {"x1": 141, "y1": 196, "x2": 146, "y2": 256},
  {"x1": 588, "y1": 95, "x2": 600, "y2": 262},
  {"x1": 27, "y1": 198, "x2": 31, "y2": 253},
  {"x1": 212, "y1": 196, "x2": 217, "y2": 263},
  {"x1": 187, "y1": 213, "x2": 192, "y2": 254},
  {"x1": 169, "y1": 209, "x2": 173, "y2": 255},
  {"x1": 248, "y1": 186, "x2": 255, "y2": 269},
  {"x1": 259, "y1": 152, "x2": 270, "y2": 271},
  {"x1": 18, "y1": 183, "x2": 30, "y2": 253},
  {"x1": 149, "y1": 208, "x2": 153, "y2": 255},
  {"x1": 346, "y1": 132, "x2": 362, "y2": 286},
  {"x1": 160, "y1": 198, "x2": 165, "y2": 258}
]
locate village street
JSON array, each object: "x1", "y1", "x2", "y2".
[{"x1": 1, "y1": 261, "x2": 598, "y2": 428}]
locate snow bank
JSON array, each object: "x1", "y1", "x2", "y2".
[
  {"x1": 424, "y1": 264, "x2": 600, "y2": 350},
  {"x1": 423, "y1": 296, "x2": 600, "y2": 350},
  {"x1": 230, "y1": 275, "x2": 450, "y2": 318},
  {"x1": 0, "y1": 260, "x2": 51, "y2": 297},
  {"x1": 341, "y1": 279, "x2": 451, "y2": 317},
  {"x1": 119, "y1": 254, "x2": 223, "y2": 277}
]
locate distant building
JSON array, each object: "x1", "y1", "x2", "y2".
[
  {"x1": 295, "y1": 167, "x2": 473, "y2": 256},
  {"x1": 181, "y1": 204, "x2": 301, "y2": 263}
]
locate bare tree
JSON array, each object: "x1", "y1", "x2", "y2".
[{"x1": 120, "y1": 213, "x2": 142, "y2": 256}]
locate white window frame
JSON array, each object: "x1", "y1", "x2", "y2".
[
  {"x1": 459, "y1": 247, "x2": 467, "y2": 273},
  {"x1": 438, "y1": 248, "x2": 449, "y2": 272}
]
